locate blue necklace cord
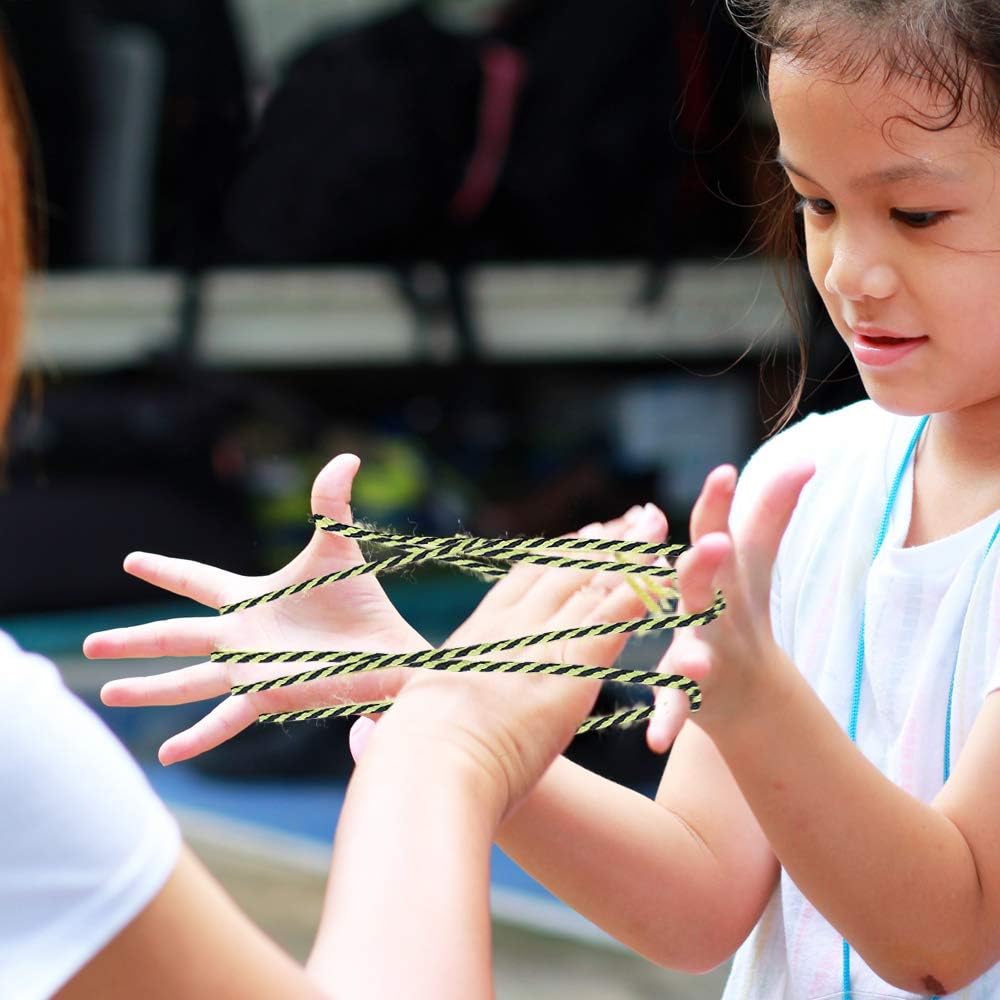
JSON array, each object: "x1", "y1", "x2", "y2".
[{"x1": 841, "y1": 416, "x2": 1000, "y2": 999}]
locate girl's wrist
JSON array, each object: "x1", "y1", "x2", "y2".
[{"x1": 359, "y1": 686, "x2": 514, "y2": 829}]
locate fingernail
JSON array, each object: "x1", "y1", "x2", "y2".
[
  {"x1": 627, "y1": 503, "x2": 661, "y2": 538},
  {"x1": 349, "y1": 717, "x2": 376, "y2": 763}
]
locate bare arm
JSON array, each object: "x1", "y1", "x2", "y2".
[
  {"x1": 669, "y1": 461, "x2": 1000, "y2": 994},
  {"x1": 497, "y1": 722, "x2": 777, "y2": 972},
  {"x1": 308, "y1": 692, "x2": 502, "y2": 999},
  {"x1": 706, "y1": 652, "x2": 1000, "y2": 995},
  {"x1": 55, "y1": 847, "x2": 326, "y2": 1000},
  {"x1": 54, "y1": 699, "x2": 505, "y2": 1000},
  {"x1": 55, "y1": 742, "x2": 500, "y2": 1000},
  {"x1": 431, "y1": 490, "x2": 779, "y2": 971}
]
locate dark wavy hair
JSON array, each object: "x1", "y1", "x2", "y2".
[{"x1": 728, "y1": 0, "x2": 1000, "y2": 427}]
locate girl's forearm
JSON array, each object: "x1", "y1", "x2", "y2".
[
  {"x1": 306, "y1": 703, "x2": 502, "y2": 1000},
  {"x1": 705, "y1": 651, "x2": 987, "y2": 993},
  {"x1": 497, "y1": 755, "x2": 767, "y2": 972}
]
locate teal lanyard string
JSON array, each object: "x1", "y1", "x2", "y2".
[{"x1": 841, "y1": 415, "x2": 1000, "y2": 998}]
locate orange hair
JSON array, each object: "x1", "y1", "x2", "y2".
[{"x1": 0, "y1": 39, "x2": 26, "y2": 439}]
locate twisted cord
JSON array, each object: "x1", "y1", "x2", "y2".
[{"x1": 217, "y1": 520, "x2": 721, "y2": 731}]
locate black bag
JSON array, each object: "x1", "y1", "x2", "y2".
[{"x1": 222, "y1": 0, "x2": 747, "y2": 266}]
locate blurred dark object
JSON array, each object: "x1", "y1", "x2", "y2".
[
  {"x1": 564, "y1": 683, "x2": 664, "y2": 789},
  {"x1": 191, "y1": 717, "x2": 356, "y2": 781},
  {"x1": 1, "y1": 0, "x2": 249, "y2": 268},
  {"x1": 1, "y1": 371, "x2": 259, "y2": 613},
  {"x1": 224, "y1": 0, "x2": 752, "y2": 265},
  {"x1": 96, "y1": 0, "x2": 250, "y2": 268}
]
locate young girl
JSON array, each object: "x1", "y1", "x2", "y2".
[{"x1": 90, "y1": 1, "x2": 1000, "y2": 996}]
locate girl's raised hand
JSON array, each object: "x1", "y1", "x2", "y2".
[
  {"x1": 646, "y1": 460, "x2": 815, "y2": 753},
  {"x1": 351, "y1": 501, "x2": 670, "y2": 810},
  {"x1": 84, "y1": 454, "x2": 430, "y2": 765}
]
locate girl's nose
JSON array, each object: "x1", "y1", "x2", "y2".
[{"x1": 824, "y1": 245, "x2": 898, "y2": 302}]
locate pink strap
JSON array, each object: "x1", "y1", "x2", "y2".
[{"x1": 449, "y1": 43, "x2": 527, "y2": 224}]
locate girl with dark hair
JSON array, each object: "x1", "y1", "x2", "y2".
[{"x1": 92, "y1": 1, "x2": 1000, "y2": 996}]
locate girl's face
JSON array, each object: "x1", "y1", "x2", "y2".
[{"x1": 769, "y1": 51, "x2": 1000, "y2": 420}]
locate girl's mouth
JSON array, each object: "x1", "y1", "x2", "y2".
[{"x1": 851, "y1": 332, "x2": 929, "y2": 367}]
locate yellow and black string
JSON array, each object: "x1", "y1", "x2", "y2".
[{"x1": 213, "y1": 517, "x2": 724, "y2": 733}]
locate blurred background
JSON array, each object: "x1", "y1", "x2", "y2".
[{"x1": 0, "y1": 1, "x2": 863, "y2": 995}]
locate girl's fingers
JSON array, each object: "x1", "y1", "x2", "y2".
[
  {"x1": 739, "y1": 461, "x2": 815, "y2": 582},
  {"x1": 646, "y1": 633, "x2": 715, "y2": 753},
  {"x1": 309, "y1": 452, "x2": 361, "y2": 522},
  {"x1": 689, "y1": 465, "x2": 738, "y2": 543},
  {"x1": 443, "y1": 529, "x2": 598, "y2": 641},
  {"x1": 448, "y1": 504, "x2": 662, "y2": 647},
  {"x1": 280, "y1": 454, "x2": 365, "y2": 582},
  {"x1": 487, "y1": 506, "x2": 645, "y2": 612},
  {"x1": 486, "y1": 527, "x2": 620, "y2": 628},
  {"x1": 244, "y1": 668, "x2": 411, "y2": 714},
  {"x1": 349, "y1": 716, "x2": 377, "y2": 763},
  {"x1": 101, "y1": 661, "x2": 227, "y2": 707},
  {"x1": 674, "y1": 533, "x2": 733, "y2": 615},
  {"x1": 157, "y1": 664, "x2": 414, "y2": 765},
  {"x1": 551, "y1": 506, "x2": 669, "y2": 666},
  {"x1": 83, "y1": 616, "x2": 221, "y2": 660},
  {"x1": 158, "y1": 696, "x2": 258, "y2": 765},
  {"x1": 647, "y1": 687, "x2": 690, "y2": 755},
  {"x1": 514, "y1": 504, "x2": 666, "y2": 630},
  {"x1": 121, "y1": 551, "x2": 249, "y2": 609}
]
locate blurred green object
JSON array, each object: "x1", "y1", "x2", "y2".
[{"x1": 352, "y1": 437, "x2": 430, "y2": 520}]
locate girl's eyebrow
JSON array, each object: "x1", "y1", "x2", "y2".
[{"x1": 775, "y1": 149, "x2": 964, "y2": 188}]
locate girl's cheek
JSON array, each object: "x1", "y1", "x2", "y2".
[{"x1": 804, "y1": 239, "x2": 829, "y2": 289}]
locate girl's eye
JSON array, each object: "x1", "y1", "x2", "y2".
[
  {"x1": 891, "y1": 209, "x2": 948, "y2": 229},
  {"x1": 793, "y1": 197, "x2": 950, "y2": 230},
  {"x1": 794, "y1": 197, "x2": 834, "y2": 217}
]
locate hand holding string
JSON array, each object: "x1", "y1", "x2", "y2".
[
  {"x1": 647, "y1": 460, "x2": 815, "y2": 753},
  {"x1": 350, "y1": 502, "x2": 673, "y2": 808},
  {"x1": 84, "y1": 454, "x2": 428, "y2": 765}
]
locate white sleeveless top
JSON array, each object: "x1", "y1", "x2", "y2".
[{"x1": 722, "y1": 401, "x2": 1000, "y2": 1000}]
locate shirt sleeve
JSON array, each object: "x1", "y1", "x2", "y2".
[{"x1": 0, "y1": 633, "x2": 181, "y2": 1000}]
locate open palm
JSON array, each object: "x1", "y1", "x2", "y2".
[{"x1": 84, "y1": 453, "x2": 429, "y2": 764}]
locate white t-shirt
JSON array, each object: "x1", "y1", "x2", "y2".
[
  {"x1": 0, "y1": 632, "x2": 181, "y2": 999},
  {"x1": 722, "y1": 400, "x2": 1000, "y2": 1000}
]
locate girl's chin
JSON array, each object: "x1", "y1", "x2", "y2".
[{"x1": 854, "y1": 376, "x2": 934, "y2": 418}]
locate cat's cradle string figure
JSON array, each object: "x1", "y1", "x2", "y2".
[{"x1": 211, "y1": 518, "x2": 722, "y2": 732}]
